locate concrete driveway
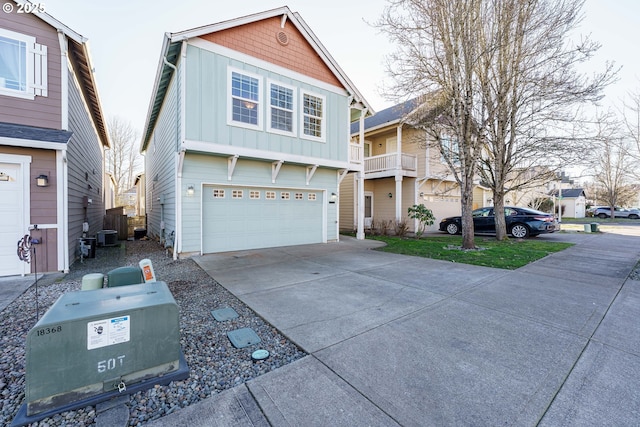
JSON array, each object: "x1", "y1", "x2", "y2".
[{"x1": 156, "y1": 230, "x2": 640, "y2": 426}]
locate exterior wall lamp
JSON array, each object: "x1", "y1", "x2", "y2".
[
  {"x1": 36, "y1": 174, "x2": 49, "y2": 187},
  {"x1": 329, "y1": 192, "x2": 338, "y2": 203},
  {"x1": 186, "y1": 185, "x2": 195, "y2": 196},
  {"x1": 388, "y1": 192, "x2": 393, "y2": 198}
]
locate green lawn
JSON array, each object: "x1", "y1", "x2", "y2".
[{"x1": 370, "y1": 235, "x2": 573, "y2": 270}]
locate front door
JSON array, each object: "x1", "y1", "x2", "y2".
[
  {"x1": 364, "y1": 193, "x2": 373, "y2": 228},
  {"x1": 0, "y1": 162, "x2": 27, "y2": 276}
]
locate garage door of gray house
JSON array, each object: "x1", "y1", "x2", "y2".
[{"x1": 202, "y1": 185, "x2": 325, "y2": 253}]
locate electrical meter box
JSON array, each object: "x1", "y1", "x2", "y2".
[{"x1": 24, "y1": 282, "x2": 182, "y2": 416}]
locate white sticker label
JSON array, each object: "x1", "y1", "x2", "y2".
[{"x1": 87, "y1": 315, "x2": 131, "y2": 350}]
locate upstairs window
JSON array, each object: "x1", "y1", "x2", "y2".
[
  {"x1": 269, "y1": 81, "x2": 295, "y2": 136},
  {"x1": 229, "y1": 69, "x2": 261, "y2": 129},
  {"x1": 301, "y1": 92, "x2": 325, "y2": 141},
  {"x1": 440, "y1": 135, "x2": 460, "y2": 165},
  {"x1": 0, "y1": 28, "x2": 47, "y2": 99}
]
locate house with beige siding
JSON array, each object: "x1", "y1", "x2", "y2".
[
  {"x1": 0, "y1": 2, "x2": 109, "y2": 276},
  {"x1": 340, "y1": 98, "x2": 491, "y2": 234},
  {"x1": 141, "y1": 7, "x2": 370, "y2": 256}
]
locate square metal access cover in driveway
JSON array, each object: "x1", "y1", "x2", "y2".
[{"x1": 227, "y1": 328, "x2": 261, "y2": 349}]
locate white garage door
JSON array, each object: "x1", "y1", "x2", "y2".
[
  {"x1": 202, "y1": 185, "x2": 324, "y2": 253},
  {"x1": 0, "y1": 163, "x2": 26, "y2": 276}
]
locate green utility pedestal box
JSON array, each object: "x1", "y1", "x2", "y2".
[
  {"x1": 23, "y1": 282, "x2": 182, "y2": 417},
  {"x1": 107, "y1": 266, "x2": 143, "y2": 287}
]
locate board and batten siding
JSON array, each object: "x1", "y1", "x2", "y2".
[
  {"x1": 66, "y1": 67, "x2": 105, "y2": 265},
  {"x1": 0, "y1": 10, "x2": 62, "y2": 129},
  {"x1": 145, "y1": 66, "x2": 180, "y2": 244},
  {"x1": 184, "y1": 44, "x2": 349, "y2": 163},
  {"x1": 180, "y1": 153, "x2": 339, "y2": 253},
  {"x1": 338, "y1": 173, "x2": 356, "y2": 232}
]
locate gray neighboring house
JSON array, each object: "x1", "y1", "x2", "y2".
[{"x1": 0, "y1": 1, "x2": 109, "y2": 276}]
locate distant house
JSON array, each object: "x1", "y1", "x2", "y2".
[
  {"x1": 550, "y1": 188, "x2": 587, "y2": 218},
  {"x1": 121, "y1": 186, "x2": 137, "y2": 216},
  {"x1": 340, "y1": 98, "x2": 491, "y2": 234},
  {"x1": 0, "y1": 2, "x2": 109, "y2": 276},
  {"x1": 141, "y1": 7, "x2": 371, "y2": 256}
]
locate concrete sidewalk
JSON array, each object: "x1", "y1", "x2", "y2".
[{"x1": 146, "y1": 230, "x2": 640, "y2": 426}]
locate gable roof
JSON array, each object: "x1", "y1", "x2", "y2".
[
  {"x1": 141, "y1": 6, "x2": 373, "y2": 151},
  {"x1": 10, "y1": 1, "x2": 109, "y2": 148},
  {"x1": 550, "y1": 188, "x2": 586, "y2": 198},
  {"x1": 350, "y1": 98, "x2": 422, "y2": 135}
]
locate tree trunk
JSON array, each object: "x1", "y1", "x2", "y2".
[
  {"x1": 461, "y1": 177, "x2": 476, "y2": 249},
  {"x1": 493, "y1": 192, "x2": 507, "y2": 240}
]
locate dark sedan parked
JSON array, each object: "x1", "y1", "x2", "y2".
[{"x1": 439, "y1": 206, "x2": 558, "y2": 238}]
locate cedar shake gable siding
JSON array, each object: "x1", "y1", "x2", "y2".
[{"x1": 200, "y1": 16, "x2": 342, "y2": 88}]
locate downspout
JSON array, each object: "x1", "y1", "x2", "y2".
[
  {"x1": 163, "y1": 53, "x2": 181, "y2": 260},
  {"x1": 356, "y1": 108, "x2": 367, "y2": 240},
  {"x1": 58, "y1": 30, "x2": 70, "y2": 272},
  {"x1": 61, "y1": 151, "x2": 69, "y2": 272}
]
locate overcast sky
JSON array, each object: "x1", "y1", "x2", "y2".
[{"x1": 30, "y1": 0, "x2": 640, "y2": 135}]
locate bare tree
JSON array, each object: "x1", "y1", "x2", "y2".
[
  {"x1": 378, "y1": 0, "x2": 616, "y2": 243},
  {"x1": 589, "y1": 110, "x2": 636, "y2": 217},
  {"x1": 622, "y1": 87, "x2": 640, "y2": 173},
  {"x1": 106, "y1": 116, "x2": 142, "y2": 206},
  {"x1": 378, "y1": 0, "x2": 487, "y2": 249},
  {"x1": 475, "y1": 0, "x2": 616, "y2": 239}
]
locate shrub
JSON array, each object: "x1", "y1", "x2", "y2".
[
  {"x1": 407, "y1": 204, "x2": 436, "y2": 238},
  {"x1": 393, "y1": 219, "x2": 409, "y2": 237}
]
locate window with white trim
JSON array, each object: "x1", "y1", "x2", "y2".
[
  {"x1": 250, "y1": 190, "x2": 260, "y2": 199},
  {"x1": 232, "y1": 189, "x2": 243, "y2": 199},
  {"x1": 228, "y1": 68, "x2": 261, "y2": 129},
  {"x1": 308, "y1": 193, "x2": 317, "y2": 201},
  {"x1": 0, "y1": 28, "x2": 47, "y2": 99},
  {"x1": 266, "y1": 191, "x2": 276, "y2": 200},
  {"x1": 213, "y1": 189, "x2": 225, "y2": 198},
  {"x1": 281, "y1": 192, "x2": 290, "y2": 200},
  {"x1": 301, "y1": 92, "x2": 325, "y2": 141},
  {"x1": 440, "y1": 134, "x2": 460, "y2": 165},
  {"x1": 269, "y1": 81, "x2": 295, "y2": 136},
  {"x1": 295, "y1": 192, "x2": 303, "y2": 200}
]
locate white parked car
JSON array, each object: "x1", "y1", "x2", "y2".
[{"x1": 592, "y1": 207, "x2": 640, "y2": 219}]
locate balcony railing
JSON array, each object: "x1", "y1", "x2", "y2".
[
  {"x1": 364, "y1": 153, "x2": 417, "y2": 176},
  {"x1": 349, "y1": 143, "x2": 362, "y2": 164}
]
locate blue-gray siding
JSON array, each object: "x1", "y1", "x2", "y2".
[
  {"x1": 67, "y1": 69, "x2": 105, "y2": 264},
  {"x1": 145, "y1": 64, "x2": 180, "y2": 245},
  {"x1": 184, "y1": 45, "x2": 349, "y2": 163},
  {"x1": 181, "y1": 154, "x2": 338, "y2": 253}
]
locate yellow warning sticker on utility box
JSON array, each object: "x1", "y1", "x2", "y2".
[{"x1": 87, "y1": 315, "x2": 131, "y2": 350}]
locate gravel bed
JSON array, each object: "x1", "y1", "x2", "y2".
[{"x1": 1, "y1": 239, "x2": 306, "y2": 426}]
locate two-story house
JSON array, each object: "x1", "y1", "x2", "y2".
[
  {"x1": 340, "y1": 98, "x2": 491, "y2": 234},
  {"x1": 141, "y1": 7, "x2": 371, "y2": 257},
  {"x1": 0, "y1": 2, "x2": 109, "y2": 277}
]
